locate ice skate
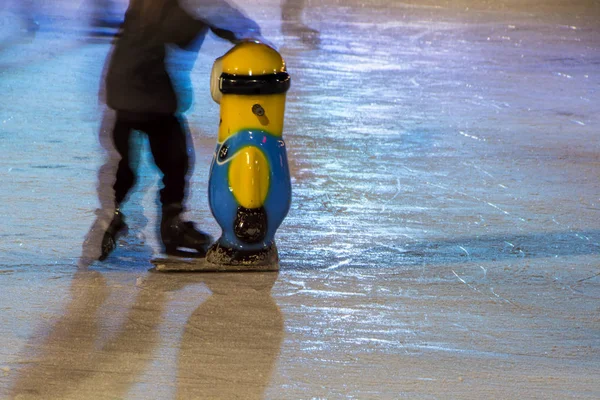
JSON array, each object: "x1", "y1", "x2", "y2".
[
  {"x1": 160, "y1": 205, "x2": 212, "y2": 257},
  {"x1": 282, "y1": 23, "x2": 321, "y2": 47},
  {"x1": 99, "y1": 209, "x2": 127, "y2": 261}
]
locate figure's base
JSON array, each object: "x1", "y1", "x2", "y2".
[
  {"x1": 151, "y1": 244, "x2": 279, "y2": 272},
  {"x1": 206, "y1": 242, "x2": 279, "y2": 268}
]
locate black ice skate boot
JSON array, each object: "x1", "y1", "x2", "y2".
[
  {"x1": 99, "y1": 208, "x2": 128, "y2": 261},
  {"x1": 160, "y1": 204, "x2": 212, "y2": 257}
]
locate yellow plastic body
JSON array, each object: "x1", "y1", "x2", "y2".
[
  {"x1": 218, "y1": 94, "x2": 286, "y2": 142},
  {"x1": 221, "y1": 41, "x2": 287, "y2": 76},
  {"x1": 228, "y1": 146, "x2": 270, "y2": 209}
]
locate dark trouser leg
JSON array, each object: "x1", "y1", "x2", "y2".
[
  {"x1": 144, "y1": 114, "x2": 210, "y2": 254},
  {"x1": 145, "y1": 114, "x2": 190, "y2": 206},
  {"x1": 112, "y1": 114, "x2": 135, "y2": 205},
  {"x1": 99, "y1": 113, "x2": 133, "y2": 260}
]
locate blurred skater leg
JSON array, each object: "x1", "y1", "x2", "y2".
[
  {"x1": 97, "y1": 112, "x2": 136, "y2": 261},
  {"x1": 281, "y1": 0, "x2": 320, "y2": 46},
  {"x1": 144, "y1": 113, "x2": 210, "y2": 255},
  {"x1": 112, "y1": 113, "x2": 136, "y2": 205},
  {"x1": 91, "y1": 0, "x2": 123, "y2": 29},
  {"x1": 144, "y1": 114, "x2": 189, "y2": 207},
  {"x1": 17, "y1": 0, "x2": 40, "y2": 34}
]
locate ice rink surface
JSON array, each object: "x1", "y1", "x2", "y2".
[{"x1": 0, "y1": 0, "x2": 599, "y2": 398}]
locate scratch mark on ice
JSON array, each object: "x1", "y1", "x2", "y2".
[
  {"x1": 459, "y1": 131, "x2": 483, "y2": 141},
  {"x1": 490, "y1": 287, "x2": 514, "y2": 305},
  {"x1": 555, "y1": 72, "x2": 573, "y2": 79},
  {"x1": 388, "y1": 178, "x2": 401, "y2": 202},
  {"x1": 324, "y1": 258, "x2": 351, "y2": 271},
  {"x1": 486, "y1": 202, "x2": 510, "y2": 215},
  {"x1": 577, "y1": 272, "x2": 600, "y2": 283},
  {"x1": 453, "y1": 270, "x2": 515, "y2": 305},
  {"x1": 465, "y1": 162, "x2": 494, "y2": 178},
  {"x1": 480, "y1": 266, "x2": 487, "y2": 279},
  {"x1": 452, "y1": 270, "x2": 474, "y2": 289}
]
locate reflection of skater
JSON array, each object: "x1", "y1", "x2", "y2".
[
  {"x1": 281, "y1": 0, "x2": 320, "y2": 47},
  {"x1": 8, "y1": 271, "x2": 169, "y2": 399},
  {"x1": 9, "y1": 270, "x2": 283, "y2": 399},
  {"x1": 99, "y1": 0, "x2": 270, "y2": 260},
  {"x1": 176, "y1": 273, "x2": 283, "y2": 399}
]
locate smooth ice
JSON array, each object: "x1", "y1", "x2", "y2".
[{"x1": 1, "y1": 0, "x2": 599, "y2": 398}]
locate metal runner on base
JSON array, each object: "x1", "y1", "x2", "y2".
[
  {"x1": 151, "y1": 244, "x2": 279, "y2": 272},
  {"x1": 151, "y1": 258, "x2": 279, "y2": 272}
]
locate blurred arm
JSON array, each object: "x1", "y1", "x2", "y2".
[{"x1": 179, "y1": 0, "x2": 268, "y2": 44}]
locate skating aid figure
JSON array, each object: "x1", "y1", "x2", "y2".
[{"x1": 99, "y1": 0, "x2": 270, "y2": 260}]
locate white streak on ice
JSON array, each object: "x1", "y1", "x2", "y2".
[
  {"x1": 324, "y1": 258, "x2": 352, "y2": 271},
  {"x1": 459, "y1": 131, "x2": 483, "y2": 141}
]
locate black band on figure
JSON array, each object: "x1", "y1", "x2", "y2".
[{"x1": 220, "y1": 72, "x2": 290, "y2": 95}]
